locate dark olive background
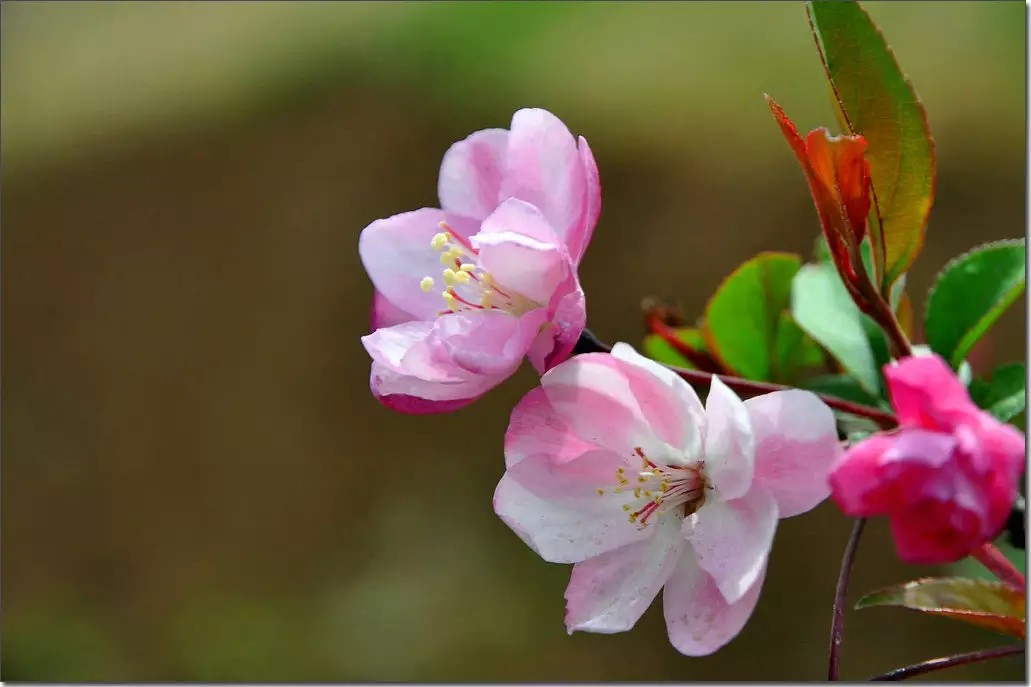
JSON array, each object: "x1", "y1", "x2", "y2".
[{"x1": 2, "y1": 1, "x2": 1026, "y2": 681}]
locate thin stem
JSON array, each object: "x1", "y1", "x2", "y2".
[
  {"x1": 828, "y1": 518, "x2": 867, "y2": 681},
  {"x1": 869, "y1": 644, "x2": 1024, "y2": 681},
  {"x1": 972, "y1": 542, "x2": 1026, "y2": 591},
  {"x1": 574, "y1": 330, "x2": 898, "y2": 428}
]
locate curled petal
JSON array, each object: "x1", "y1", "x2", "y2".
[
  {"x1": 473, "y1": 198, "x2": 569, "y2": 306},
  {"x1": 663, "y1": 549, "x2": 766, "y2": 657},
  {"x1": 747, "y1": 390, "x2": 841, "y2": 518},
  {"x1": 566, "y1": 135, "x2": 601, "y2": 264},
  {"x1": 500, "y1": 108, "x2": 587, "y2": 245},
  {"x1": 565, "y1": 515, "x2": 683, "y2": 634},
  {"x1": 885, "y1": 354, "x2": 978, "y2": 431},
  {"x1": 682, "y1": 487, "x2": 778, "y2": 604},
  {"x1": 438, "y1": 128, "x2": 509, "y2": 221}
]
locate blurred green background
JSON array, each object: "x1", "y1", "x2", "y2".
[{"x1": 2, "y1": 1, "x2": 1026, "y2": 681}]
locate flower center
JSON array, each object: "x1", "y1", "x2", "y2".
[
  {"x1": 599, "y1": 446, "x2": 710, "y2": 529},
  {"x1": 421, "y1": 221, "x2": 539, "y2": 317}
]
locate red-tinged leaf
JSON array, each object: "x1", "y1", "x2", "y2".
[
  {"x1": 806, "y1": 1, "x2": 936, "y2": 293},
  {"x1": 766, "y1": 96, "x2": 871, "y2": 297},
  {"x1": 856, "y1": 577, "x2": 1025, "y2": 639}
]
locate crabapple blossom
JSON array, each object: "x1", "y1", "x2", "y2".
[
  {"x1": 359, "y1": 108, "x2": 600, "y2": 413},
  {"x1": 829, "y1": 353, "x2": 1026, "y2": 565},
  {"x1": 493, "y1": 343, "x2": 841, "y2": 656}
]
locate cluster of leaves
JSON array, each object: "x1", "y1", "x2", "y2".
[{"x1": 641, "y1": 1, "x2": 1025, "y2": 642}]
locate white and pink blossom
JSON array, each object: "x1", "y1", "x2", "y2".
[
  {"x1": 360, "y1": 108, "x2": 600, "y2": 413},
  {"x1": 494, "y1": 344, "x2": 841, "y2": 656}
]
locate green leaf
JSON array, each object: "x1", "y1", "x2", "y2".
[
  {"x1": 925, "y1": 239, "x2": 1026, "y2": 369},
  {"x1": 791, "y1": 263, "x2": 880, "y2": 396},
  {"x1": 642, "y1": 329, "x2": 706, "y2": 370},
  {"x1": 803, "y1": 374, "x2": 885, "y2": 409},
  {"x1": 969, "y1": 363, "x2": 1026, "y2": 423},
  {"x1": 807, "y1": 1, "x2": 935, "y2": 291},
  {"x1": 703, "y1": 252, "x2": 802, "y2": 382},
  {"x1": 773, "y1": 312, "x2": 825, "y2": 383},
  {"x1": 856, "y1": 577, "x2": 1025, "y2": 638}
]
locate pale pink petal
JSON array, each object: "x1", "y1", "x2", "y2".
[
  {"x1": 610, "y1": 343, "x2": 706, "y2": 455},
  {"x1": 472, "y1": 199, "x2": 569, "y2": 306},
  {"x1": 565, "y1": 515, "x2": 684, "y2": 634},
  {"x1": 746, "y1": 390, "x2": 841, "y2": 518},
  {"x1": 434, "y1": 308, "x2": 543, "y2": 377},
  {"x1": 359, "y1": 208, "x2": 476, "y2": 320},
  {"x1": 504, "y1": 387, "x2": 599, "y2": 469},
  {"x1": 437, "y1": 128, "x2": 509, "y2": 220},
  {"x1": 682, "y1": 487, "x2": 777, "y2": 604},
  {"x1": 664, "y1": 549, "x2": 766, "y2": 657},
  {"x1": 885, "y1": 354, "x2": 976, "y2": 431},
  {"x1": 370, "y1": 290, "x2": 420, "y2": 330},
  {"x1": 494, "y1": 449, "x2": 651, "y2": 563},
  {"x1": 541, "y1": 353, "x2": 673, "y2": 460},
  {"x1": 702, "y1": 377, "x2": 755, "y2": 500},
  {"x1": 499, "y1": 108, "x2": 587, "y2": 244},
  {"x1": 567, "y1": 135, "x2": 601, "y2": 264}
]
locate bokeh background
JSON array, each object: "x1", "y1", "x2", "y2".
[{"x1": 2, "y1": 1, "x2": 1026, "y2": 681}]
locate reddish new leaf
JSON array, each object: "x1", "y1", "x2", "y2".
[
  {"x1": 857, "y1": 577, "x2": 1025, "y2": 638},
  {"x1": 767, "y1": 96, "x2": 871, "y2": 298}
]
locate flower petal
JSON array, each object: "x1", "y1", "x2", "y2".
[
  {"x1": 663, "y1": 549, "x2": 766, "y2": 657},
  {"x1": 702, "y1": 377, "x2": 755, "y2": 500},
  {"x1": 610, "y1": 343, "x2": 706, "y2": 455},
  {"x1": 828, "y1": 429, "x2": 957, "y2": 518},
  {"x1": 499, "y1": 108, "x2": 587, "y2": 244},
  {"x1": 434, "y1": 308, "x2": 542, "y2": 377},
  {"x1": 362, "y1": 317, "x2": 517, "y2": 408},
  {"x1": 370, "y1": 290, "x2": 419, "y2": 330},
  {"x1": 746, "y1": 390, "x2": 841, "y2": 518},
  {"x1": 682, "y1": 487, "x2": 777, "y2": 604},
  {"x1": 360, "y1": 208, "x2": 478, "y2": 320},
  {"x1": 526, "y1": 274, "x2": 586, "y2": 374},
  {"x1": 565, "y1": 514, "x2": 684, "y2": 634},
  {"x1": 566, "y1": 135, "x2": 601, "y2": 264},
  {"x1": 437, "y1": 128, "x2": 509, "y2": 220},
  {"x1": 494, "y1": 449, "x2": 652, "y2": 564},
  {"x1": 473, "y1": 198, "x2": 569, "y2": 306},
  {"x1": 885, "y1": 354, "x2": 976, "y2": 431},
  {"x1": 540, "y1": 353, "x2": 672, "y2": 460},
  {"x1": 505, "y1": 387, "x2": 599, "y2": 469}
]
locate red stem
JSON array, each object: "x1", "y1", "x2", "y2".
[
  {"x1": 869, "y1": 644, "x2": 1024, "y2": 681},
  {"x1": 828, "y1": 518, "x2": 867, "y2": 680},
  {"x1": 972, "y1": 542, "x2": 1025, "y2": 591},
  {"x1": 574, "y1": 329, "x2": 898, "y2": 428}
]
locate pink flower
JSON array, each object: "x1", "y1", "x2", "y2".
[
  {"x1": 829, "y1": 354, "x2": 1026, "y2": 564},
  {"x1": 360, "y1": 109, "x2": 601, "y2": 413},
  {"x1": 493, "y1": 344, "x2": 841, "y2": 656}
]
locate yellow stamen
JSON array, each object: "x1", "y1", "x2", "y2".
[{"x1": 420, "y1": 276, "x2": 435, "y2": 292}]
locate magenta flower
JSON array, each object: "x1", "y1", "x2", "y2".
[
  {"x1": 359, "y1": 109, "x2": 600, "y2": 413},
  {"x1": 493, "y1": 344, "x2": 841, "y2": 655},
  {"x1": 829, "y1": 354, "x2": 1026, "y2": 565}
]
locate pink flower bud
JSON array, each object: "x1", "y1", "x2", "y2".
[{"x1": 829, "y1": 354, "x2": 1026, "y2": 564}]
